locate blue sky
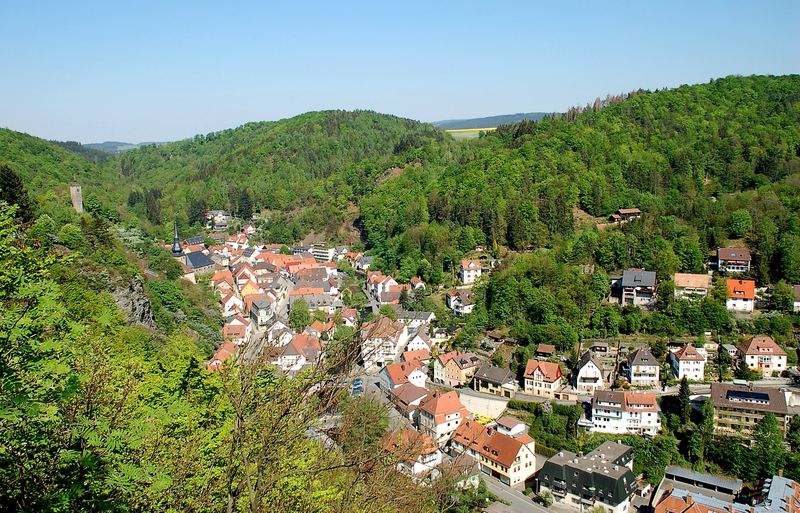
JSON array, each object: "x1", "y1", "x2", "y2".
[{"x1": 1, "y1": 1, "x2": 798, "y2": 142}]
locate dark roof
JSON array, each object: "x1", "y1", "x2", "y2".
[
  {"x1": 628, "y1": 347, "x2": 658, "y2": 367},
  {"x1": 664, "y1": 465, "x2": 742, "y2": 493},
  {"x1": 185, "y1": 251, "x2": 214, "y2": 270},
  {"x1": 710, "y1": 383, "x2": 788, "y2": 415},
  {"x1": 243, "y1": 247, "x2": 256, "y2": 257},
  {"x1": 621, "y1": 269, "x2": 656, "y2": 288},
  {"x1": 577, "y1": 350, "x2": 602, "y2": 371},
  {"x1": 185, "y1": 236, "x2": 205, "y2": 245},
  {"x1": 473, "y1": 363, "x2": 515, "y2": 385}
]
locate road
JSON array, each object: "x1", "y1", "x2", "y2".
[{"x1": 482, "y1": 475, "x2": 546, "y2": 513}]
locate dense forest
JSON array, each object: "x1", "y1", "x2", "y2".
[{"x1": 1, "y1": 74, "x2": 800, "y2": 511}]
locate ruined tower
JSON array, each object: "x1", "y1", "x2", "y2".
[{"x1": 69, "y1": 183, "x2": 83, "y2": 213}]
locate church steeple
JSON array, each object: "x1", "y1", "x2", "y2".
[{"x1": 171, "y1": 220, "x2": 182, "y2": 256}]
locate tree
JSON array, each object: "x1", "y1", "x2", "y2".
[
  {"x1": 187, "y1": 198, "x2": 207, "y2": 227},
  {"x1": 678, "y1": 377, "x2": 691, "y2": 426},
  {"x1": 728, "y1": 208, "x2": 752, "y2": 237},
  {"x1": 770, "y1": 280, "x2": 794, "y2": 313},
  {"x1": 238, "y1": 189, "x2": 253, "y2": 220},
  {"x1": 289, "y1": 299, "x2": 311, "y2": 330},
  {"x1": 751, "y1": 413, "x2": 786, "y2": 479},
  {"x1": 0, "y1": 164, "x2": 33, "y2": 220}
]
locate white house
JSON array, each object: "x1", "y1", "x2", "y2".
[
  {"x1": 417, "y1": 391, "x2": 469, "y2": 445},
  {"x1": 726, "y1": 278, "x2": 755, "y2": 313},
  {"x1": 792, "y1": 285, "x2": 800, "y2": 313},
  {"x1": 459, "y1": 260, "x2": 482, "y2": 285},
  {"x1": 383, "y1": 428, "x2": 443, "y2": 480},
  {"x1": 673, "y1": 273, "x2": 713, "y2": 299},
  {"x1": 574, "y1": 351, "x2": 605, "y2": 393},
  {"x1": 738, "y1": 335, "x2": 787, "y2": 374},
  {"x1": 669, "y1": 344, "x2": 706, "y2": 381},
  {"x1": 380, "y1": 360, "x2": 428, "y2": 389},
  {"x1": 404, "y1": 326, "x2": 432, "y2": 353},
  {"x1": 590, "y1": 390, "x2": 661, "y2": 436},
  {"x1": 626, "y1": 347, "x2": 660, "y2": 387},
  {"x1": 360, "y1": 316, "x2": 409, "y2": 372},
  {"x1": 446, "y1": 289, "x2": 474, "y2": 317},
  {"x1": 523, "y1": 359, "x2": 563, "y2": 398}
]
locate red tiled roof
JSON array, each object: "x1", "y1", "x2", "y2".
[
  {"x1": 726, "y1": 278, "x2": 755, "y2": 300},
  {"x1": 451, "y1": 419, "x2": 533, "y2": 468},
  {"x1": 673, "y1": 344, "x2": 705, "y2": 362},
  {"x1": 383, "y1": 360, "x2": 423, "y2": 386},
  {"x1": 738, "y1": 335, "x2": 786, "y2": 357},
  {"x1": 523, "y1": 359, "x2": 562, "y2": 382}
]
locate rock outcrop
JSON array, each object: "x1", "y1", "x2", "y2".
[{"x1": 110, "y1": 275, "x2": 156, "y2": 329}]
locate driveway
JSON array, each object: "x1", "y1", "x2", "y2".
[{"x1": 482, "y1": 475, "x2": 549, "y2": 513}]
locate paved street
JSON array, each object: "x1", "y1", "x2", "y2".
[{"x1": 482, "y1": 475, "x2": 545, "y2": 513}]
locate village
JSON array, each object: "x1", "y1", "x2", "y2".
[{"x1": 166, "y1": 208, "x2": 800, "y2": 513}]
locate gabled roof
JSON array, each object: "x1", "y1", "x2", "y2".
[
  {"x1": 473, "y1": 363, "x2": 515, "y2": 385},
  {"x1": 389, "y1": 383, "x2": 429, "y2": 409},
  {"x1": 460, "y1": 259, "x2": 481, "y2": 270},
  {"x1": 536, "y1": 343, "x2": 556, "y2": 355},
  {"x1": 726, "y1": 278, "x2": 755, "y2": 300},
  {"x1": 402, "y1": 349, "x2": 431, "y2": 363},
  {"x1": 362, "y1": 316, "x2": 406, "y2": 341},
  {"x1": 576, "y1": 350, "x2": 603, "y2": 371},
  {"x1": 592, "y1": 390, "x2": 659, "y2": 412},
  {"x1": 738, "y1": 335, "x2": 786, "y2": 357},
  {"x1": 672, "y1": 344, "x2": 706, "y2": 362},
  {"x1": 718, "y1": 247, "x2": 751, "y2": 261},
  {"x1": 383, "y1": 360, "x2": 424, "y2": 386},
  {"x1": 382, "y1": 428, "x2": 438, "y2": 462},
  {"x1": 438, "y1": 351, "x2": 482, "y2": 370},
  {"x1": 222, "y1": 324, "x2": 246, "y2": 339},
  {"x1": 524, "y1": 359, "x2": 563, "y2": 382},
  {"x1": 628, "y1": 347, "x2": 658, "y2": 367},
  {"x1": 451, "y1": 419, "x2": 532, "y2": 468}
]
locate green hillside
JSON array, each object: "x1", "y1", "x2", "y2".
[{"x1": 359, "y1": 75, "x2": 800, "y2": 286}]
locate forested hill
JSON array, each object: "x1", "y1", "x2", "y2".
[
  {"x1": 113, "y1": 110, "x2": 448, "y2": 237},
  {"x1": 359, "y1": 75, "x2": 800, "y2": 285}
]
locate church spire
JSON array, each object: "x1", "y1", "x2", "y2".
[{"x1": 171, "y1": 220, "x2": 182, "y2": 256}]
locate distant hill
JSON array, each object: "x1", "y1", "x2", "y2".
[
  {"x1": 50, "y1": 140, "x2": 112, "y2": 164},
  {"x1": 433, "y1": 112, "x2": 551, "y2": 130},
  {"x1": 85, "y1": 141, "x2": 167, "y2": 153}
]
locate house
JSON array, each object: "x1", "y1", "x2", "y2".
[
  {"x1": 184, "y1": 251, "x2": 215, "y2": 275},
  {"x1": 449, "y1": 419, "x2": 537, "y2": 488},
  {"x1": 250, "y1": 299, "x2": 273, "y2": 328},
  {"x1": 625, "y1": 347, "x2": 660, "y2": 387},
  {"x1": 355, "y1": 255, "x2": 373, "y2": 271},
  {"x1": 446, "y1": 289, "x2": 475, "y2": 316},
  {"x1": 305, "y1": 319, "x2": 336, "y2": 340},
  {"x1": 535, "y1": 344, "x2": 556, "y2": 359},
  {"x1": 206, "y1": 210, "x2": 231, "y2": 230},
  {"x1": 401, "y1": 349, "x2": 431, "y2": 365},
  {"x1": 388, "y1": 383, "x2": 429, "y2": 421},
  {"x1": 793, "y1": 285, "x2": 800, "y2": 313},
  {"x1": 274, "y1": 333, "x2": 321, "y2": 373},
  {"x1": 410, "y1": 276, "x2": 426, "y2": 290},
  {"x1": 669, "y1": 344, "x2": 706, "y2": 381},
  {"x1": 494, "y1": 416, "x2": 528, "y2": 438},
  {"x1": 383, "y1": 428, "x2": 443, "y2": 480},
  {"x1": 537, "y1": 441, "x2": 636, "y2": 513},
  {"x1": 405, "y1": 326, "x2": 432, "y2": 353},
  {"x1": 207, "y1": 342, "x2": 239, "y2": 371},
  {"x1": 433, "y1": 351, "x2": 482, "y2": 387},
  {"x1": 710, "y1": 382, "x2": 790, "y2": 438},
  {"x1": 610, "y1": 208, "x2": 641, "y2": 223},
  {"x1": 417, "y1": 391, "x2": 470, "y2": 445},
  {"x1": 722, "y1": 343, "x2": 738, "y2": 360},
  {"x1": 673, "y1": 273, "x2": 713, "y2": 299},
  {"x1": 718, "y1": 247, "x2": 751, "y2": 273},
  {"x1": 523, "y1": 359, "x2": 563, "y2": 398},
  {"x1": 726, "y1": 278, "x2": 755, "y2": 312},
  {"x1": 380, "y1": 360, "x2": 428, "y2": 389},
  {"x1": 220, "y1": 290, "x2": 244, "y2": 316},
  {"x1": 222, "y1": 323, "x2": 248, "y2": 345},
  {"x1": 396, "y1": 309, "x2": 436, "y2": 329},
  {"x1": 590, "y1": 390, "x2": 661, "y2": 436},
  {"x1": 310, "y1": 244, "x2": 336, "y2": 262},
  {"x1": 459, "y1": 260, "x2": 482, "y2": 284},
  {"x1": 737, "y1": 335, "x2": 787, "y2": 374},
  {"x1": 654, "y1": 475, "x2": 800, "y2": 513},
  {"x1": 359, "y1": 316, "x2": 409, "y2": 371},
  {"x1": 367, "y1": 271, "x2": 398, "y2": 298},
  {"x1": 616, "y1": 269, "x2": 657, "y2": 308},
  {"x1": 574, "y1": 351, "x2": 605, "y2": 393},
  {"x1": 592, "y1": 341, "x2": 609, "y2": 353},
  {"x1": 472, "y1": 363, "x2": 517, "y2": 398},
  {"x1": 210, "y1": 269, "x2": 235, "y2": 292}
]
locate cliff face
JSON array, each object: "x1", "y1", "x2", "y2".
[{"x1": 110, "y1": 275, "x2": 155, "y2": 329}]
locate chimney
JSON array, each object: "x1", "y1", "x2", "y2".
[{"x1": 686, "y1": 495, "x2": 693, "y2": 506}]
